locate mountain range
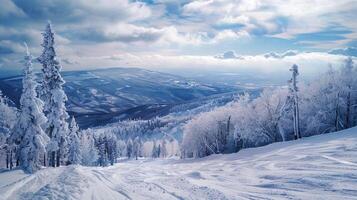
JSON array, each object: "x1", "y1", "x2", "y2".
[{"x1": 0, "y1": 67, "x2": 237, "y2": 128}]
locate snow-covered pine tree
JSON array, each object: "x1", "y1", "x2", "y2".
[
  {"x1": 12, "y1": 45, "x2": 49, "y2": 173},
  {"x1": 288, "y1": 64, "x2": 301, "y2": 139},
  {"x1": 80, "y1": 130, "x2": 98, "y2": 166},
  {"x1": 106, "y1": 133, "x2": 117, "y2": 165},
  {"x1": 67, "y1": 116, "x2": 81, "y2": 165},
  {"x1": 97, "y1": 135, "x2": 108, "y2": 167},
  {"x1": 116, "y1": 140, "x2": 127, "y2": 158},
  {"x1": 0, "y1": 90, "x2": 17, "y2": 169},
  {"x1": 0, "y1": 91, "x2": 14, "y2": 143},
  {"x1": 37, "y1": 22, "x2": 69, "y2": 167}
]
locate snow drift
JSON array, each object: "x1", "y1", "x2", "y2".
[{"x1": 1, "y1": 127, "x2": 356, "y2": 200}]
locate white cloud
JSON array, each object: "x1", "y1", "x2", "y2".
[
  {"x1": 215, "y1": 50, "x2": 243, "y2": 59},
  {"x1": 264, "y1": 50, "x2": 299, "y2": 59},
  {"x1": 61, "y1": 50, "x2": 350, "y2": 79},
  {"x1": 328, "y1": 47, "x2": 357, "y2": 57},
  {"x1": 0, "y1": 0, "x2": 26, "y2": 17},
  {"x1": 183, "y1": 0, "x2": 357, "y2": 46},
  {"x1": 0, "y1": 40, "x2": 24, "y2": 54},
  {"x1": 1, "y1": 0, "x2": 357, "y2": 72},
  {"x1": 213, "y1": 30, "x2": 249, "y2": 42}
]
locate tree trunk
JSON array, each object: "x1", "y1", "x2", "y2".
[
  {"x1": 296, "y1": 96, "x2": 301, "y2": 139},
  {"x1": 56, "y1": 149, "x2": 60, "y2": 167},
  {"x1": 51, "y1": 151, "x2": 56, "y2": 167},
  {"x1": 292, "y1": 95, "x2": 301, "y2": 140},
  {"x1": 9, "y1": 150, "x2": 13, "y2": 170},
  {"x1": 6, "y1": 151, "x2": 9, "y2": 169},
  {"x1": 335, "y1": 92, "x2": 340, "y2": 131},
  {"x1": 346, "y1": 88, "x2": 351, "y2": 128},
  {"x1": 293, "y1": 100, "x2": 298, "y2": 140}
]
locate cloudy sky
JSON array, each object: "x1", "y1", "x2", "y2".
[{"x1": 0, "y1": 0, "x2": 357, "y2": 75}]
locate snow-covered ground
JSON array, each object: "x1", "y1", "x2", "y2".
[{"x1": 1, "y1": 127, "x2": 357, "y2": 200}]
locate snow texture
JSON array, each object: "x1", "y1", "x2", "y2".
[{"x1": 1, "y1": 127, "x2": 356, "y2": 199}]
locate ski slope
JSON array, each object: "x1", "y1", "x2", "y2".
[{"x1": 1, "y1": 127, "x2": 357, "y2": 200}]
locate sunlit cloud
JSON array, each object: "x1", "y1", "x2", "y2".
[{"x1": 0, "y1": 0, "x2": 356, "y2": 73}]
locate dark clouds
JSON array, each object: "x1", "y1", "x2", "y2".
[{"x1": 0, "y1": 0, "x2": 157, "y2": 69}]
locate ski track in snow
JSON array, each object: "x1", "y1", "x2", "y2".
[{"x1": 1, "y1": 128, "x2": 357, "y2": 200}]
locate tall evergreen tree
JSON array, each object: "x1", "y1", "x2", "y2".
[
  {"x1": 12, "y1": 45, "x2": 49, "y2": 173},
  {"x1": 38, "y1": 22, "x2": 69, "y2": 167},
  {"x1": 68, "y1": 117, "x2": 81, "y2": 165},
  {"x1": 97, "y1": 135, "x2": 108, "y2": 167},
  {"x1": 106, "y1": 133, "x2": 118, "y2": 165}
]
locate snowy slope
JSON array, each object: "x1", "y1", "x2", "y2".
[{"x1": 1, "y1": 127, "x2": 357, "y2": 200}]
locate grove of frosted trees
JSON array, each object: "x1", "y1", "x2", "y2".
[
  {"x1": 0, "y1": 91, "x2": 17, "y2": 169},
  {"x1": 181, "y1": 58, "x2": 357, "y2": 158},
  {"x1": 0, "y1": 23, "x2": 134, "y2": 172}
]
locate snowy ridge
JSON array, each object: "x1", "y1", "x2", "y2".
[
  {"x1": 0, "y1": 67, "x2": 237, "y2": 128},
  {"x1": 1, "y1": 127, "x2": 356, "y2": 200}
]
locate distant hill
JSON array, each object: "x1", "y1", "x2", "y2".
[{"x1": 0, "y1": 67, "x2": 236, "y2": 128}]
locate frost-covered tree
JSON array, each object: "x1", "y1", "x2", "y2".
[
  {"x1": 160, "y1": 139, "x2": 167, "y2": 158},
  {"x1": 340, "y1": 57, "x2": 355, "y2": 128},
  {"x1": 132, "y1": 137, "x2": 142, "y2": 160},
  {"x1": 288, "y1": 64, "x2": 301, "y2": 139},
  {"x1": 106, "y1": 133, "x2": 118, "y2": 165},
  {"x1": 251, "y1": 88, "x2": 288, "y2": 142},
  {"x1": 67, "y1": 117, "x2": 81, "y2": 165},
  {"x1": 151, "y1": 141, "x2": 158, "y2": 158},
  {"x1": 12, "y1": 45, "x2": 49, "y2": 173},
  {"x1": 151, "y1": 141, "x2": 161, "y2": 158},
  {"x1": 298, "y1": 59, "x2": 356, "y2": 135},
  {"x1": 182, "y1": 59, "x2": 357, "y2": 158},
  {"x1": 97, "y1": 135, "x2": 108, "y2": 167},
  {"x1": 181, "y1": 103, "x2": 238, "y2": 158},
  {"x1": 80, "y1": 130, "x2": 98, "y2": 166},
  {"x1": 96, "y1": 131, "x2": 117, "y2": 166},
  {"x1": 299, "y1": 67, "x2": 341, "y2": 135},
  {"x1": 126, "y1": 138, "x2": 133, "y2": 158},
  {"x1": 37, "y1": 22, "x2": 69, "y2": 167},
  {"x1": 0, "y1": 91, "x2": 17, "y2": 169},
  {"x1": 117, "y1": 140, "x2": 127, "y2": 158},
  {"x1": 0, "y1": 91, "x2": 16, "y2": 145}
]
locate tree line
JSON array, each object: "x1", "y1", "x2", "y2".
[{"x1": 181, "y1": 58, "x2": 357, "y2": 158}]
